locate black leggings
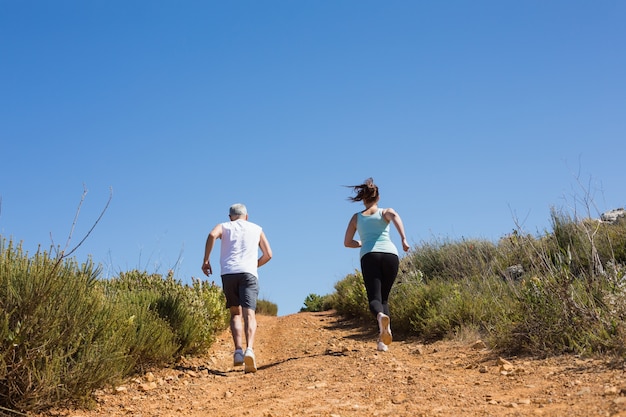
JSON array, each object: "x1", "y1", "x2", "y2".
[{"x1": 360, "y1": 252, "x2": 399, "y2": 317}]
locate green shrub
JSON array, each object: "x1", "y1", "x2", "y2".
[
  {"x1": 485, "y1": 210, "x2": 626, "y2": 355},
  {"x1": 256, "y1": 299, "x2": 278, "y2": 316},
  {"x1": 300, "y1": 293, "x2": 332, "y2": 312},
  {"x1": 0, "y1": 240, "x2": 231, "y2": 414},
  {"x1": 204, "y1": 297, "x2": 277, "y2": 316},
  {"x1": 500, "y1": 254, "x2": 626, "y2": 356},
  {"x1": 492, "y1": 230, "x2": 540, "y2": 280},
  {"x1": 409, "y1": 238, "x2": 498, "y2": 281},
  {"x1": 107, "y1": 288, "x2": 179, "y2": 369},
  {"x1": 386, "y1": 268, "x2": 424, "y2": 334},
  {"x1": 393, "y1": 277, "x2": 460, "y2": 340},
  {"x1": 189, "y1": 278, "x2": 230, "y2": 345},
  {"x1": 328, "y1": 270, "x2": 369, "y2": 319},
  {"x1": 104, "y1": 270, "x2": 229, "y2": 360},
  {"x1": 592, "y1": 217, "x2": 626, "y2": 266},
  {"x1": 0, "y1": 239, "x2": 134, "y2": 413}
]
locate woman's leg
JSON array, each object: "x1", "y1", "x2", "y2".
[
  {"x1": 360, "y1": 252, "x2": 384, "y2": 316},
  {"x1": 379, "y1": 253, "x2": 399, "y2": 316},
  {"x1": 362, "y1": 253, "x2": 399, "y2": 348}
]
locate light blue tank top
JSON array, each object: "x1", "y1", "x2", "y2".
[{"x1": 357, "y1": 208, "x2": 398, "y2": 258}]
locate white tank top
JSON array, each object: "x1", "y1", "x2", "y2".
[{"x1": 220, "y1": 220, "x2": 262, "y2": 277}]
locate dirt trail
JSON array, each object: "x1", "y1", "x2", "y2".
[{"x1": 46, "y1": 311, "x2": 626, "y2": 417}]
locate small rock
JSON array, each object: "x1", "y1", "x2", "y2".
[
  {"x1": 471, "y1": 340, "x2": 487, "y2": 350},
  {"x1": 392, "y1": 393, "x2": 407, "y2": 404},
  {"x1": 497, "y1": 357, "x2": 512, "y2": 366},
  {"x1": 138, "y1": 382, "x2": 157, "y2": 392},
  {"x1": 413, "y1": 344, "x2": 425, "y2": 355},
  {"x1": 501, "y1": 363, "x2": 514, "y2": 370}
]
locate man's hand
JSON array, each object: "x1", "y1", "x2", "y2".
[{"x1": 202, "y1": 261, "x2": 212, "y2": 276}]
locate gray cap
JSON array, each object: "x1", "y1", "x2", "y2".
[{"x1": 229, "y1": 203, "x2": 247, "y2": 216}]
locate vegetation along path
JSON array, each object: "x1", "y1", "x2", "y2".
[{"x1": 45, "y1": 311, "x2": 626, "y2": 417}]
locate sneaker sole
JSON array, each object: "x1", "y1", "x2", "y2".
[
  {"x1": 244, "y1": 355, "x2": 257, "y2": 373},
  {"x1": 380, "y1": 315, "x2": 392, "y2": 345}
]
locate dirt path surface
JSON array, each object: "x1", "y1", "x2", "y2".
[{"x1": 46, "y1": 311, "x2": 626, "y2": 417}]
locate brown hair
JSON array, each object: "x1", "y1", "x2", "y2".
[{"x1": 346, "y1": 177, "x2": 379, "y2": 204}]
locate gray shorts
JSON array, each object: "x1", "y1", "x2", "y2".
[{"x1": 221, "y1": 272, "x2": 259, "y2": 310}]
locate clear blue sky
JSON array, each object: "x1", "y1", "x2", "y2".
[{"x1": 1, "y1": 1, "x2": 624, "y2": 315}]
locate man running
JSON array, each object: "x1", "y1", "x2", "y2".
[{"x1": 202, "y1": 203, "x2": 272, "y2": 373}]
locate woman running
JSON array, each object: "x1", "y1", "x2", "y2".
[{"x1": 344, "y1": 178, "x2": 410, "y2": 351}]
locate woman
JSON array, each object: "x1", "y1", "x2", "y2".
[{"x1": 344, "y1": 178, "x2": 410, "y2": 352}]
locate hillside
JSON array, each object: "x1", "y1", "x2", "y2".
[{"x1": 42, "y1": 311, "x2": 626, "y2": 417}]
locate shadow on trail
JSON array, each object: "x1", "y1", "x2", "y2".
[
  {"x1": 322, "y1": 315, "x2": 373, "y2": 339},
  {"x1": 321, "y1": 314, "x2": 412, "y2": 343},
  {"x1": 178, "y1": 352, "x2": 347, "y2": 377},
  {"x1": 256, "y1": 352, "x2": 346, "y2": 372},
  {"x1": 174, "y1": 364, "x2": 229, "y2": 377}
]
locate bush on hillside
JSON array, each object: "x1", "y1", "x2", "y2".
[
  {"x1": 410, "y1": 238, "x2": 498, "y2": 282},
  {"x1": 328, "y1": 270, "x2": 369, "y2": 319},
  {"x1": 256, "y1": 299, "x2": 278, "y2": 316},
  {"x1": 104, "y1": 270, "x2": 229, "y2": 361},
  {"x1": 0, "y1": 240, "x2": 134, "y2": 413},
  {"x1": 0, "y1": 240, "x2": 231, "y2": 413},
  {"x1": 300, "y1": 293, "x2": 332, "y2": 312}
]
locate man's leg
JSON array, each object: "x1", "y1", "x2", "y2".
[
  {"x1": 242, "y1": 307, "x2": 257, "y2": 349},
  {"x1": 239, "y1": 274, "x2": 259, "y2": 373},
  {"x1": 229, "y1": 305, "x2": 244, "y2": 350},
  {"x1": 242, "y1": 307, "x2": 258, "y2": 373}
]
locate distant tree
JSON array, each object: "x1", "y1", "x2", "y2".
[{"x1": 300, "y1": 293, "x2": 330, "y2": 312}]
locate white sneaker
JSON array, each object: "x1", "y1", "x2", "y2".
[
  {"x1": 233, "y1": 349, "x2": 244, "y2": 366},
  {"x1": 378, "y1": 313, "x2": 392, "y2": 346},
  {"x1": 377, "y1": 341, "x2": 388, "y2": 352},
  {"x1": 244, "y1": 348, "x2": 257, "y2": 373}
]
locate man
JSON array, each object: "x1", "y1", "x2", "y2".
[{"x1": 202, "y1": 203, "x2": 272, "y2": 373}]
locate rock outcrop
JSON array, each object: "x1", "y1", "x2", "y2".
[{"x1": 601, "y1": 208, "x2": 625, "y2": 223}]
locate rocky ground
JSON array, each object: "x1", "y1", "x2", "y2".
[{"x1": 41, "y1": 311, "x2": 626, "y2": 417}]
